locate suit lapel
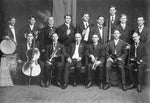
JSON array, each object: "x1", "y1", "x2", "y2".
[
  {"x1": 72, "y1": 43, "x2": 76, "y2": 56},
  {"x1": 8, "y1": 27, "x2": 13, "y2": 37}
]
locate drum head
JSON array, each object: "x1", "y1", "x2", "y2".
[{"x1": 0, "y1": 39, "x2": 16, "y2": 54}]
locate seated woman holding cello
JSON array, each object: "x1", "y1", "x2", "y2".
[
  {"x1": 17, "y1": 32, "x2": 44, "y2": 86},
  {"x1": 43, "y1": 33, "x2": 66, "y2": 88}
]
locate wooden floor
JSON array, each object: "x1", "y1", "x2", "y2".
[{"x1": 0, "y1": 84, "x2": 150, "y2": 103}]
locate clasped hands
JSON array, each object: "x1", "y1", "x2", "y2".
[
  {"x1": 107, "y1": 57, "x2": 123, "y2": 63},
  {"x1": 90, "y1": 55, "x2": 101, "y2": 66}
]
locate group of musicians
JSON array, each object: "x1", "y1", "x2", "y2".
[{"x1": 2, "y1": 6, "x2": 148, "y2": 93}]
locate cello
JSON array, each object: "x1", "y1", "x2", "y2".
[{"x1": 22, "y1": 32, "x2": 41, "y2": 77}]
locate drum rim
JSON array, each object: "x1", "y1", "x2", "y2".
[{"x1": 0, "y1": 39, "x2": 16, "y2": 54}]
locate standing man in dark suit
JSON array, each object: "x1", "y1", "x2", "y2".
[
  {"x1": 57, "y1": 14, "x2": 76, "y2": 47},
  {"x1": 90, "y1": 16, "x2": 108, "y2": 46},
  {"x1": 38, "y1": 16, "x2": 57, "y2": 53},
  {"x1": 107, "y1": 6, "x2": 120, "y2": 41},
  {"x1": 103, "y1": 29, "x2": 127, "y2": 91},
  {"x1": 62, "y1": 33, "x2": 86, "y2": 89},
  {"x1": 115, "y1": 14, "x2": 131, "y2": 44},
  {"x1": 85, "y1": 34, "x2": 106, "y2": 89},
  {"x1": 44, "y1": 33, "x2": 66, "y2": 88},
  {"x1": 128, "y1": 32, "x2": 146, "y2": 92},
  {"x1": 21, "y1": 16, "x2": 40, "y2": 43},
  {"x1": 134, "y1": 16, "x2": 149, "y2": 44},
  {"x1": 76, "y1": 13, "x2": 94, "y2": 43},
  {"x1": 4, "y1": 17, "x2": 19, "y2": 44}
]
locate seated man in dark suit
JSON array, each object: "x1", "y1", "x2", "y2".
[
  {"x1": 62, "y1": 33, "x2": 86, "y2": 89},
  {"x1": 85, "y1": 34, "x2": 106, "y2": 89},
  {"x1": 44, "y1": 33, "x2": 66, "y2": 88},
  {"x1": 17, "y1": 32, "x2": 44, "y2": 86},
  {"x1": 128, "y1": 32, "x2": 146, "y2": 92},
  {"x1": 103, "y1": 29, "x2": 127, "y2": 91}
]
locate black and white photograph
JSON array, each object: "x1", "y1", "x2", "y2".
[{"x1": 0, "y1": 0, "x2": 150, "y2": 103}]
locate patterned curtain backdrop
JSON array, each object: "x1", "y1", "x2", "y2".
[{"x1": 53, "y1": 0, "x2": 76, "y2": 27}]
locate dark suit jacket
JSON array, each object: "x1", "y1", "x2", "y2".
[
  {"x1": 76, "y1": 21, "x2": 94, "y2": 42},
  {"x1": 57, "y1": 23, "x2": 76, "y2": 47},
  {"x1": 90, "y1": 25, "x2": 108, "y2": 45},
  {"x1": 67, "y1": 42, "x2": 86, "y2": 60},
  {"x1": 135, "y1": 26, "x2": 149, "y2": 44},
  {"x1": 85, "y1": 43, "x2": 106, "y2": 63},
  {"x1": 115, "y1": 24, "x2": 132, "y2": 44},
  {"x1": 107, "y1": 15, "x2": 120, "y2": 40},
  {"x1": 45, "y1": 42, "x2": 66, "y2": 63},
  {"x1": 22, "y1": 24, "x2": 40, "y2": 34},
  {"x1": 4, "y1": 25, "x2": 20, "y2": 44},
  {"x1": 106, "y1": 39, "x2": 127, "y2": 61},
  {"x1": 38, "y1": 25, "x2": 57, "y2": 51},
  {"x1": 20, "y1": 24, "x2": 40, "y2": 43},
  {"x1": 130, "y1": 42, "x2": 146, "y2": 62},
  {"x1": 107, "y1": 15, "x2": 120, "y2": 29},
  {"x1": 17, "y1": 40, "x2": 39, "y2": 61}
]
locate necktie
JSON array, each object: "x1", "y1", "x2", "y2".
[
  {"x1": 53, "y1": 43, "x2": 56, "y2": 51},
  {"x1": 29, "y1": 43, "x2": 31, "y2": 48},
  {"x1": 135, "y1": 43, "x2": 138, "y2": 57},
  {"x1": 138, "y1": 26, "x2": 142, "y2": 33},
  {"x1": 98, "y1": 26, "x2": 103, "y2": 39},
  {"x1": 85, "y1": 22, "x2": 88, "y2": 29},
  {"x1": 112, "y1": 16, "x2": 114, "y2": 23}
]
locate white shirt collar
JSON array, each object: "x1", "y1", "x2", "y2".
[
  {"x1": 9, "y1": 25, "x2": 14, "y2": 29},
  {"x1": 138, "y1": 25, "x2": 144, "y2": 30},
  {"x1": 65, "y1": 23, "x2": 70, "y2": 28},
  {"x1": 97, "y1": 24, "x2": 103, "y2": 28}
]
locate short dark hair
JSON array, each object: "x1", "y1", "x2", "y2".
[
  {"x1": 133, "y1": 32, "x2": 140, "y2": 37},
  {"x1": 113, "y1": 29, "x2": 120, "y2": 34},
  {"x1": 28, "y1": 16, "x2": 36, "y2": 20},
  {"x1": 81, "y1": 12, "x2": 89, "y2": 17},
  {"x1": 97, "y1": 15, "x2": 104, "y2": 20},
  {"x1": 8, "y1": 17, "x2": 16, "y2": 21},
  {"x1": 92, "y1": 34, "x2": 99, "y2": 37},
  {"x1": 64, "y1": 14, "x2": 72, "y2": 19},
  {"x1": 109, "y1": 5, "x2": 116, "y2": 10},
  {"x1": 26, "y1": 32, "x2": 34, "y2": 38},
  {"x1": 120, "y1": 14, "x2": 127, "y2": 18}
]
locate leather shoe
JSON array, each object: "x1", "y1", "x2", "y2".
[
  {"x1": 137, "y1": 84, "x2": 142, "y2": 92},
  {"x1": 128, "y1": 82, "x2": 135, "y2": 90},
  {"x1": 62, "y1": 83, "x2": 68, "y2": 89},
  {"x1": 103, "y1": 83, "x2": 111, "y2": 90},
  {"x1": 122, "y1": 84, "x2": 127, "y2": 91},
  {"x1": 57, "y1": 81, "x2": 62, "y2": 87},
  {"x1": 73, "y1": 82, "x2": 77, "y2": 87},
  {"x1": 99, "y1": 82, "x2": 103, "y2": 89},
  {"x1": 40, "y1": 80, "x2": 45, "y2": 87},
  {"x1": 85, "y1": 81, "x2": 92, "y2": 88}
]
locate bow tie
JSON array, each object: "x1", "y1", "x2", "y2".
[{"x1": 98, "y1": 26, "x2": 102, "y2": 29}]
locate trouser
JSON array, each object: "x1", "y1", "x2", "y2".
[
  {"x1": 128, "y1": 62, "x2": 145, "y2": 85},
  {"x1": 87, "y1": 63, "x2": 104, "y2": 82},
  {"x1": 44, "y1": 61, "x2": 63, "y2": 82},
  {"x1": 64, "y1": 61, "x2": 82, "y2": 83},
  {"x1": 106, "y1": 61, "x2": 126, "y2": 84}
]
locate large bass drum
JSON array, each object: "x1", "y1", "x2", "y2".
[{"x1": 0, "y1": 39, "x2": 16, "y2": 54}]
